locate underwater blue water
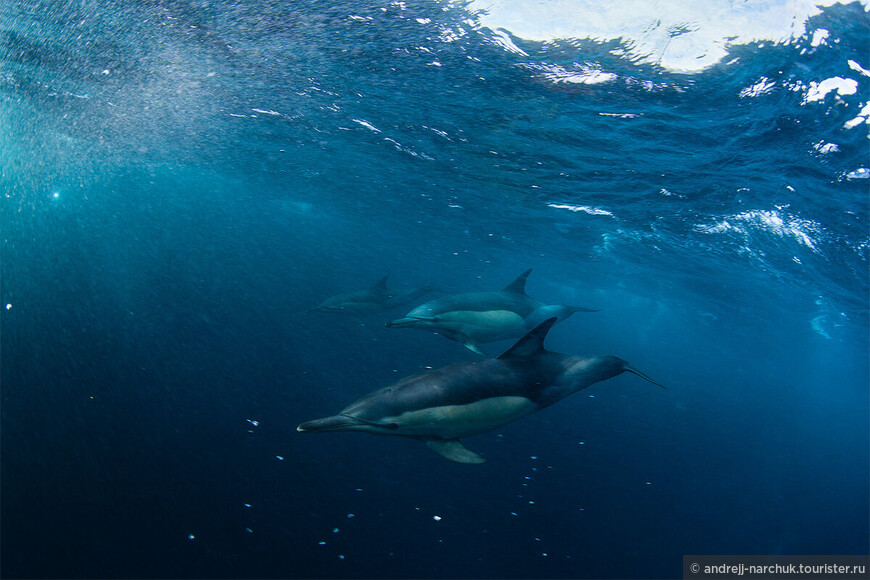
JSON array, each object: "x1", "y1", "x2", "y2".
[{"x1": 1, "y1": 1, "x2": 868, "y2": 578}]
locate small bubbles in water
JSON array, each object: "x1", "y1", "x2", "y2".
[{"x1": 5, "y1": 304, "x2": 10, "y2": 310}]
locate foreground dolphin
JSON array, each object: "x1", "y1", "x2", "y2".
[
  {"x1": 310, "y1": 276, "x2": 435, "y2": 315},
  {"x1": 386, "y1": 269, "x2": 597, "y2": 355},
  {"x1": 298, "y1": 318, "x2": 663, "y2": 464}
]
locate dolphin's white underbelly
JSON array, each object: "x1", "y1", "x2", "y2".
[
  {"x1": 436, "y1": 309, "x2": 527, "y2": 341},
  {"x1": 384, "y1": 395, "x2": 538, "y2": 438}
]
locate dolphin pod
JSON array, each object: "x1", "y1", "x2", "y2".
[
  {"x1": 298, "y1": 318, "x2": 664, "y2": 464},
  {"x1": 309, "y1": 276, "x2": 436, "y2": 315},
  {"x1": 386, "y1": 269, "x2": 597, "y2": 355}
]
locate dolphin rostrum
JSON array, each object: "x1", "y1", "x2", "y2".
[
  {"x1": 310, "y1": 276, "x2": 435, "y2": 315},
  {"x1": 385, "y1": 269, "x2": 597, "y2": 355},
  {"x1": 297, "y1": 318, "x2": 664, "y2": 464}
]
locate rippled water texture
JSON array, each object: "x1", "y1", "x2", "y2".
[{"x1": 2, "y1": 1, "x2": 868, "y2": 579}]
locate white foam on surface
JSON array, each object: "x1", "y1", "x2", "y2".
[
  {"x1": 548, "y1": 203, "x2": 614, "y2": 216},
  {"x1": 695, "y1": 209, "x2": 821, "y2": 252},
  {"x1": 461, "y1": 0, "x2": 868, "y2": 72},
  {"x1": 803, "y1": 76, "x2": 858, "y2": 103}
]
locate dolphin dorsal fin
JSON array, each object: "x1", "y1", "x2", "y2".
[
  {"x1": 370, "y1": 276, "x2": 389, "y2": 297},
  {"x1": 497, "y1": 317, "x2": 557, "y2": 359},
  {"x1": 503, "y1": 269, "x2": 532, "y2": 294}
]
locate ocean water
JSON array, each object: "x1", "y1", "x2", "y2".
[{"x1": 1, "y1": 0, "x2": 868, "y2": 578}]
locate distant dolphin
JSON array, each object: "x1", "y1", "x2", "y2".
[
  {"x1": 385, "y1": 269, "x2": 597, "y2": 355},
  {"x1": 310, "y1": 276, "x2": 435, "y2": 315},
  {"x1": 298, "y1": 318, "x2": 664, "y2": 464}
]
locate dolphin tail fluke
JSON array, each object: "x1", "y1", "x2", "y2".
[
  {"x1": 423, "y1": 438, "x2": 486, "y2": 464},
  {"x1": 624, "y1": 365, "x2": 666, "y2": 389}
]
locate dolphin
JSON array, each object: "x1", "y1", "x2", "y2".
[
  {"x1": 310, "y1": 276, "x2": 435, "y2": 315},
  {"x1": 385, "y1": 269, "x2": 597, "y2": 355},
  {"x1": 297, "y1": 318, "x2": 664, "y2": 464}
]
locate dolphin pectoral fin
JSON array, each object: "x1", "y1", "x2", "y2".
[
  {"x1": 460, "y1": 337, "x2": 487, "y2": 356},
  {"x1": 422, "y1": 438, "x2": 486, "y2": 464}
]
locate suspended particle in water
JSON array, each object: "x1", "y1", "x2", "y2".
[
  {"x1": 433, "y1": 515, "x2": 442, "y2": 521},
  {"x1": 245, "y1": 528, "x2": 253, "y2": 533},
  {"x1": 318, "y1": 541, "x2": 326, "y2": 545},
  {"x1": 276, "y1": 455, "x2": 284, "y2": 460},
  {"x1": 244, "y1": 503, "x2": 251, "y2": 508},
  {"x1": 5, "y1": 304, "x2": 10, "y2": 310},
  {"x1": 332, "y1": 528, "x2": 340, "y2": 533},
  {"x1": 338, "y1": 555, "x2": 345, "y2": 560},
  {"x1": 510, "y1": 512, "x2": 518, "y2": 516},
  {"x1": 347, "y1": 513, "x2": 355, "y2": 518},
  {"x1": 188, "y1": 534, "x2": 195, "y2": 540}
]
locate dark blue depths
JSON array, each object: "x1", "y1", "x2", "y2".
[{"x1": 1, "y1": 1, "x2": 868, "y2": 578}]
